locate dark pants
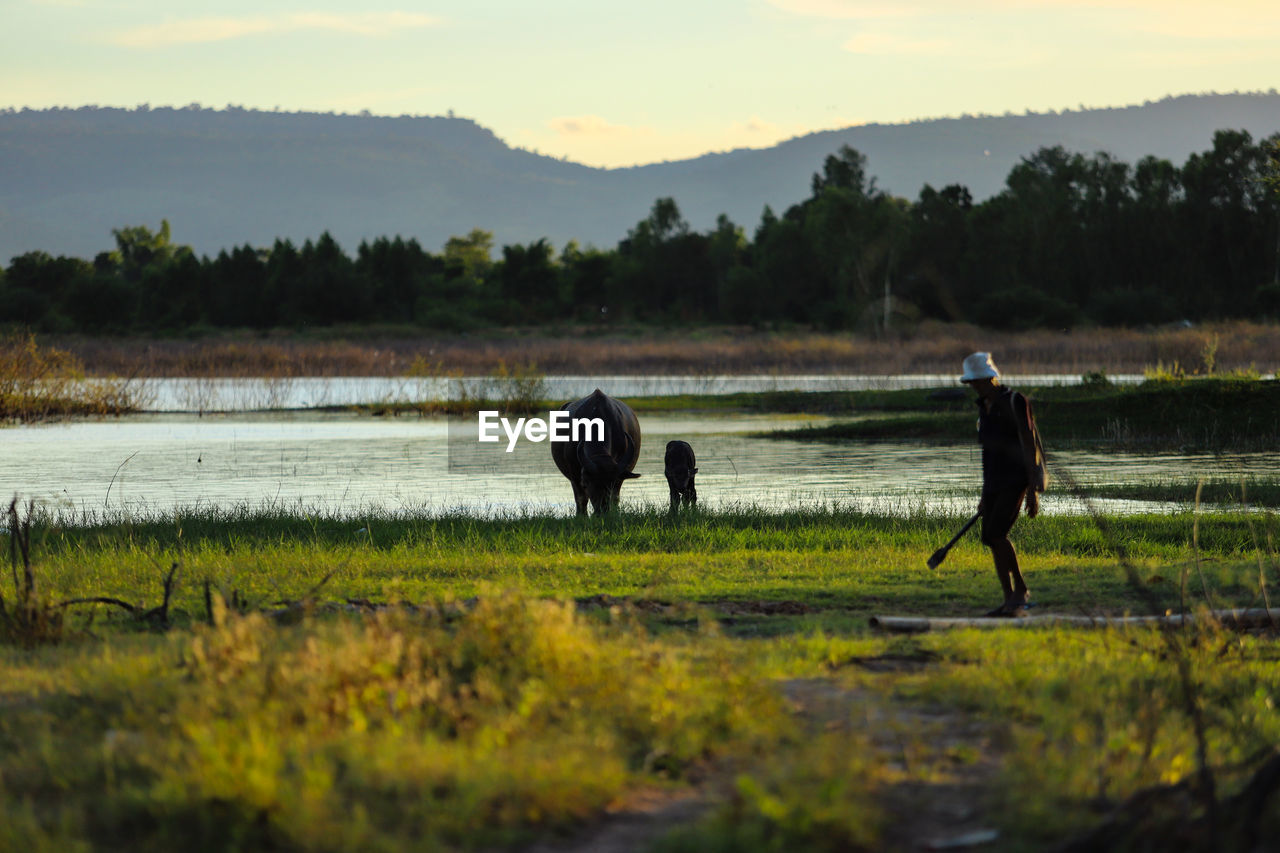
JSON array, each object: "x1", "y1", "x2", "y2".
[{"x1": 981, "y1": 485, "x2": 1028, "y2": 609}]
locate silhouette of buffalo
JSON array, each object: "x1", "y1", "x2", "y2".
[
  {"x1": 664, "y1": 440, "x2": 698, "y2": 513},
  {"x1": 551, "y1": 389, "x2": 641, "y2": 515}
]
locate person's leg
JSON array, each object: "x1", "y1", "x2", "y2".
[
  {"x1": 991, "y1": 537, "x2": 1028, "y2": 606},
  {"x1": 981, "y1": 487, "x2": 1028, "y2": 614}
]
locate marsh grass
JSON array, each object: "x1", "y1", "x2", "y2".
[
  {"x1": 1088, "y1": 477, "x2": 1280, "y2": 509},
  {"x1": 0, "y1": 332, "x2": 145, "y2": 420},
  {"x1": 768, "y1": 375, "x2": 1280, "y2": 452},
  {"x1": 47, "y1": 320, "x2": 1280, "y2": 378},
  {"x1": 354, "y1": 357, "x2": 551, "y2": 416},
  {"x1": 0, "y1": 499, "x2": 64, "y2": 647}
]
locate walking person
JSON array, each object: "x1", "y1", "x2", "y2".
[{"x1": 960, "y1": 352, "x2": 1047, "y2": 616}]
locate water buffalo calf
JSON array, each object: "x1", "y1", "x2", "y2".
[
  {"x1": 551, "y1": 389, "x2": 641, "y2": 516},
  {"x1": 664, "y1": 439, "x2": 698, "y2": 513}
]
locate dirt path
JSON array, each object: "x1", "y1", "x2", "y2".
[
  {"x1": 782, "y1": 676, "x2": 1005, "y2": 852},
  {"x1": 518, "y1": 671, "x2": 1005, "y2": 853},
  {"x1": 520, "y1": 787, "x2": 711, "y2": 853}
]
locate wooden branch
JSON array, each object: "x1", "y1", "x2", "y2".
[
  {"x1": 140, "y1": 562, "x2": 181, "y2": 625},
  {"x1": 56, "y1": 596, "x2": 139, "y2": 612},
  {"x1": 870, "y1": 608, "x2": 1280, "y2": 633},
  {"x1": 302, "y1": 568, "x2": 337, "y2": 601}
]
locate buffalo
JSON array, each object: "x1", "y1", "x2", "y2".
[
  {"x1": 551, "y1": 389, "x2": 641, "y2": 515},
  {"x1": 664, "y1": 440, "x2": 698, "y2": 513}
]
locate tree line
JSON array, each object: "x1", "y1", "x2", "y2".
[{"x1": 3, "y1": 129, "x2": 1278, "y2": 334}]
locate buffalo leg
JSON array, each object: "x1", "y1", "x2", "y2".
[{"x1": 571, "y1": 481, "x2": 588, "y2": 516}]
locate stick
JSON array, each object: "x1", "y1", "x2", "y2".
[
  {"x1": 870, "y1": 607, "x2": 1280, "y2": 633},
  {"x1": 927, "y1": 512, "x2": 980, "y2": 569}
]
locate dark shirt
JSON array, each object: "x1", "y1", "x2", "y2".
[{"x1": 977, "y1": 387, "x2": 1029, "y2": 493}]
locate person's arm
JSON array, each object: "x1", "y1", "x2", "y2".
[{"x1": 1013, "y1": 393, "x2": 1040, "y2": 517}]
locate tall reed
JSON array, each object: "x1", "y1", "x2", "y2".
[
  {"x1": 0, "y1": 332, "x2": 145, "y2": 420},
  {"x1": 45, "y1": 320, "x2": 1280, "y2": 379}
]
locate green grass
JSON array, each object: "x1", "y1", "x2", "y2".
[
  {"x1": 21, "y1": 504, "x2": 1280, "y2": 623},
  {"x1": 761, "y1": 376, "x2": 1280, "y2": 452},
  {"x1": 896, "y1": 625, "x2": 1280, "y2": 850},
  {"x1": 1086, "y1": 476, "x2": 1280, "y2": 509},
  {"x1": 4, "y1": 505, "x2": 1280, "y2": 851}
]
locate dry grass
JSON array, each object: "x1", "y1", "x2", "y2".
[
  {"x1": 47, "y1": 320, "x2": 1280, "y2": 378},
  {"x1": 0, "y1": 332, "x2": 145, "y2": 420}
]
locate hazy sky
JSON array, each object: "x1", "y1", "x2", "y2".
[{"x1": 5, "y1": 0, "x2": 1278, "y2": 167}]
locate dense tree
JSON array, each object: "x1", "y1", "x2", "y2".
[
  {"x1": 904, "y1": 184, "x2": 973, "y2": 321},
  {"x1": 356, "y1": 236, "x2": 436, "y2": 323},
  {"x1": 4, "y1": 133, "x2": 1280, "y2": 334},
  {"x1": 495, "y1": 239, "x2": 559, "y2": 322},
  {"x1": 442, "y1": 229, "x2": 494, "y2": 284}
]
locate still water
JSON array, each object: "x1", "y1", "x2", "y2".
[{"x1": 1, "y1": 411, "x2": 1271, "y2": 519}]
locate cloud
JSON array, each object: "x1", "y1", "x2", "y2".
[
  {"x1": 547, "y1": 115, "x2": 649, "y2": 137},
  {"x1": 765, "y1": 0, "x2": 913, "y2": 18},
  {"x1": 843, "y1": 32, "x2": 952, "y2": 55},
  {"x1": 740, "y1": 116, "x2": 780, "y2": 134},
  {"x1": 1130, "y1": 6, "x2": 1280, "y2": 39},
  {"x1": 109, "y1": 12, "x2": 439, "y2": 47},
  {"x1": 730, "y1": 115, "x2": 826, "y2": 139},
  {"x1": 767, "y1": 0, "x2": 1278, "y2": 21}
]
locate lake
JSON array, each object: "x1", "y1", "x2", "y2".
[{"x1": 2, "y1": 410, "x2": 1271, "y2": 519}]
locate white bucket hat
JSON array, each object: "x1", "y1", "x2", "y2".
[{"x1": 960, "y1": 352, "x2": 1000, "y2": 383}]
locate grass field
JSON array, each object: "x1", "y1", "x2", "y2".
[{"x1": 3, "y1": 504, "x2": 1279, "y2": 851}]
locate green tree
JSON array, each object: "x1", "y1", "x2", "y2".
[
  {"x1": 1263, "y1": 135, "x2": 1280, "y2": 287},
  {"x1": 356, "y1": 236, "x2": 439, "y2": 323},
  {"x1": 295, "y1": 232, "x2": 365, "y2": 325},
  {"x1": 708, "y1": 214, "x2": 748, "y2": 321},
  {"x1": 904, "y1": 184, "x2": 973, "y2": 321},
  {"x1": 443, "y1": 228, "x2": 494, "y2": 284},
  {"x1": 0, "y1": 252, "x2": 87, "y2": 330},
  {"x1": 111, "y1": 219, "x2": 185, "y2": 280},
  {"x1": 1180, "y1": 130, "x2": 1273, "y2": 317},
  {"x1": 209, "y1": 245, "x2": 273, "y2": 327},
  {"x1": 559, "y1": 241, "x2": 614, "y2": 322},
  {"x1": 797, "y1": 146, "x2": 910, "y2": 330},
  {"x1": 496, "y1": 239, "x2": 560, "y2": 321},
  {"x1": 614, "y1": 198, "x2": 714, "y2": 321}
]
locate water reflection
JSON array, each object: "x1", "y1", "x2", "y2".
[{"x1": 0, "y1": 412, "x2": 1272, "y2": 519}]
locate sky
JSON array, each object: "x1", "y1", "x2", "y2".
[{"x1": 4, "y1": 0, "x2": 1279, "y2": 168}]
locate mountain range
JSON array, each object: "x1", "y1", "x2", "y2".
[{"x1": 2, "y1": 92, "x2": 1279, "y2": 262}]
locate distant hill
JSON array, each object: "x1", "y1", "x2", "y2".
[{"x1": 3, "y1": 93, "x2": 1279, "y2": 262}]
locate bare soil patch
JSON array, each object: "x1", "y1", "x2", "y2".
[
  {"x1": 513, "y1": 671, "x2": 1005, "y2": 853},
  {"x1": 782, "y1": 678, "x2": 1006, "y2": 853}
]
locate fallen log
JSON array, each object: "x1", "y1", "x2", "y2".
[{"x1": 869, "y1": 608, "x2": 1278, "y2": 633}]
